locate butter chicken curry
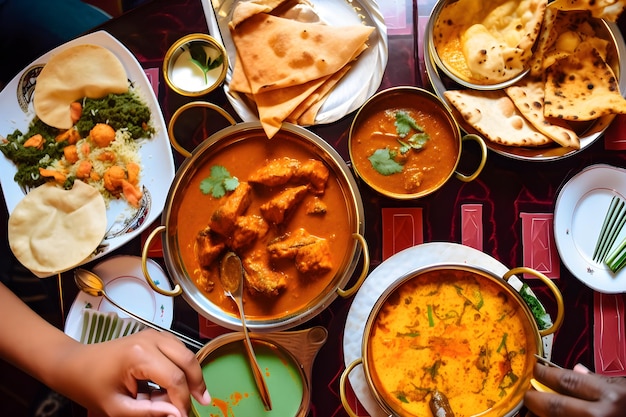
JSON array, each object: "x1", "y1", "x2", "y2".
[
  {"x1": 350, "y1": 93, "x2": 459, "y2": 197},
  {"x1": 176, "y1": 134, "x2": 354, "y2": 320}
]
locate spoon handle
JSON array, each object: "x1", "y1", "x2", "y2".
[
  {"x1": 103, "y1": 294, "x2": 204, "y2": 350},
  {"x1": 239, "y1": 305, "x2": 273, "y2": 411}
]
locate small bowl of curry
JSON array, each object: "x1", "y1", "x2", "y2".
[
  {"x1": 427, "y1": 0, "x2": 545, "y2": 89},
  {"x1": 348, "y1": 86, "x2": 487, "y2": 199}
]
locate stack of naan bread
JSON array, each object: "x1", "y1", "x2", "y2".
[
  {"x1": 443, "y1": 0, "x2": 626, "y2": 150},
  {"x1": 227, "y1": 0, "x2": 374, "y2": 138}
]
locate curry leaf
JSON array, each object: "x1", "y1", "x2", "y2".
[
  {"x1": 189, "y1": 42, "x2": 224, "y2": 84},
  {"x1": 368, "y1": 148, "x2": 404, "y2": 175},
  {"x1": 200, "y1": 165, "x2": 239, "y2": 198}
]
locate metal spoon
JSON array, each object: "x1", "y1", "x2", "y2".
[
  {"x1": 219, "y1": 252, "x2": 272, "y2": 411},
  {"x1": 74, "y1": 268, "x2": 204, "y2": 350}
]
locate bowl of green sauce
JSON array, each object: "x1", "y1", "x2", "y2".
[
  {"x1": 192, "y1": 326, "x2": 327, "y2": 417},
  {"x1": 163, "y1": 33, "x2": 228, "y2": 97}
]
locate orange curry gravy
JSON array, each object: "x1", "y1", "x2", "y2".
[
  {"x1": 367, "y1": 268, "x2": 537, "y2": 417},
  {"x1": 175, "y1": 133, "x2": 355, "y2": 320},
  {"x1": 350, "y1": 95, "x2": 459, "y2": 196}
]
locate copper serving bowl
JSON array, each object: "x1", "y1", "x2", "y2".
[
  {"x1": 142, "y1": 103, "x2": 369, "y2": 332},
  {"x1": 341, "y1": 264, "x2": 564, "y2": 417},
  {"x1": 348, "y1": 86, "x2": 487, "y2": 199}
]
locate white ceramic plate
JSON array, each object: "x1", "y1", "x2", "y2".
[
  {"x1": 64, "y1": 255, "x2": 174, "y2": 341},
  {"x1": 342, "y1": 242, "x2": 553, "y2": 417},
  {"x1": 0, "y1": 31, "x2": 175, "y2": 275},
  {"x1": 554, "y1": 164, "x2": 626, "y2": 293},
  {"x1": 208, "y1": 0, "x2": 388, "y2": 125}
]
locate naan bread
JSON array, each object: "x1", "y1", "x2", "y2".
[
  {"x1": 444, "y1": 89, "x2": 551, "y2": 147},
  {"x1": 433, "y1": 0, "x2": 547, "y2": 84},
  {"x1": 544, "y1": 42, "x2": 626, "y2": 121},
  {"x1": 549, "y1": 0, "x2": 626, "y2": 21},
  {"x1": 230, "y1": 0, "x2": 291, "y2": 27},
  {"x1": 230, "y1": 13, "x2": 373, "y2": 94},
  {"x1": 34, "y1": 44, "x2": 128, "y2": 130},
  {"x1": 8, "y1": 180, "x2": 107, "y2": 277},
  {"x1": 506, "y1": 79, "x2": 580, "y2": 148}
]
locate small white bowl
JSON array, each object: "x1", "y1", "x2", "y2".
[{"x1": 163, "y1": 33, "x2": 228, "y2": 96}]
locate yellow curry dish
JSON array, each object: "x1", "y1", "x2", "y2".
[{"x1": 365, "y1": 267, "x2": 539, "y2": 417}]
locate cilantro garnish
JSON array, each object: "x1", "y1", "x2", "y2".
[
  {"x1": 368, "y1": 148, "x2": 404, "y2": 176},
  {"x1": 189, "y1": 42, "x2": 224, "y2": 85},
  {"x1": 369, "y1": 110, "x2": 431, "y2": 175},
  {"x1": 395, "y1": 110, "x2": 424, "y2": 138},
  {"x1": 199, "y1": 165, "x2": 239, "y2": 198}
]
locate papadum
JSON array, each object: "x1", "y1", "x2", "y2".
[
  {"x1": 34, "y1": 44, "x2": 128, "y2": 130},
  {"x1": 8, "y1": 180, "x2": 107, "y2": 277}
]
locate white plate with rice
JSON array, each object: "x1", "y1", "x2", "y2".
[{"x1": 0, "y1": 31, "x2": 175, "y2": 274}]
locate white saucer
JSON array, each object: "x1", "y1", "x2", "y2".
[
  {"x1": 554, "y1": 164, "x2": 626, "y2": 293},
  {"x1": 64, "y1": 255, "x2": 174, "y2": 341},
  {"x1": 342, "y1": 242, "x2": 553, "y2": 417}
]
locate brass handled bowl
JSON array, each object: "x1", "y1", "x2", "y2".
[
  {"x1": 340, "y1": 264, "x2": 564, "y2": 417},
  {"x1": 142, "y1": 102, "x2": 369, "y2": 332}
]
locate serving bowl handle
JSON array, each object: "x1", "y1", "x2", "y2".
[
  {"x1": 141, "y1": 225, "x2": 182, "y2": 297},
  {"x1": 337, "y1": 233, "x2": 370, "y2": 298},
  {"x1": 340, "y1": 358, "x2": 365, "y2": 417},
  {"x1": 454, "y1": 133, "x2": 487, "y2": 182},
  {"x1": 503, "y1": 267, "x2": 564, "y2": 338},
  {"x1": 167, "y1": 101, "x2": 237, "y2": 158}
]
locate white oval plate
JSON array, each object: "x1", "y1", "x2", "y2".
[
  {"x1": 210, "y1": 0, "x2": 388, "y2": 125},
  {"x1": 342, "y1": 242, "x2": 553, "y2": 417},
  {"x1": 0, "y1": 31, "x2": 175, "y2": 276},
  {"x1": 554, "y1": 164, "x2": 626, "y2": 293},
  {"x1": 64, "y1": 255, "x2": 174, "y2": 341}
]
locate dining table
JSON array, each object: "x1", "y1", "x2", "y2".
[{"x1": 3, "y1": 0, "x2": 626, "y2": 416}]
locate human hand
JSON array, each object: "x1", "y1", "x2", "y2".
[
  {"x1": 524, "y1": 363, "x2": 626, "y2": 417},
  {"x1": 65, "y1": 329, "x2": 210, "y2": 417}
]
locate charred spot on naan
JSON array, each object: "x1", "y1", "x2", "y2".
[{"x1": 544, "y1": 42, "x2": 626, "y2": 121}]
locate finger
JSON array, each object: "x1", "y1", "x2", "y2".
[
  {"x1": 153, "y1": 333, "x2": 209, "y2": 404},
  {"x1": 524, "y1": 389, "x2": 597, "y2": 417},
  {"x1": 118, "y1": 394, "x2": 183, "y2": 417},
  {"x1": 533, "y1": 364, "x2": 606, "y2": 401}
]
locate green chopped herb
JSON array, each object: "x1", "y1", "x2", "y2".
[
  {"x1": 395, "y1": 110, "x2": 424, "y2": 138},
  {"x1": 200, "y1": 165, "x2": 239, "y2": 198},
  {"x1": 369, "y1": 110, "x2": 430, "y2": 175},
  {"x1": 368, "y1": 148, "x2": 404, "y2": 175},
  {"x1": 519, "y1": 284, "x2": 551, "y2": 330},
  {"x1": 189, "y1": 42, "x2": 224, "y2": 85},
  {"x1": 427, "y1": 304, "x2": 435, "y2": 327},
  {"x1": 496, "y1": 333, "x2": 508, "y2": 353}
]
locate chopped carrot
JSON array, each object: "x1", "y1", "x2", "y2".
[
  {"x1": 70, "y1": 102, "x2": 82, "y2": 125},
  {"x1": 55, "y1": 128, "x2": 80, "y2": 144},
  {"x1": 121, "y1": 179, "x2": 142, "y2": 207},
  {"x1": 39, "y1": 167, "x2": 66, "y2": 184},
  {"x1": 96, "y1": 151, "x2": 116, "y2": 162},
  {"x1": 23, "y1": 134, "x2": 44, "y2": 149},
  {"x1": 126, "y1": 162, "x2": 140, "y2": 185}
]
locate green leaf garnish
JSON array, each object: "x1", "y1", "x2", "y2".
[
  {"x1": 395, "y1": 110, "x2": 424, "y2": 138},
  {"x1": 189, "y1": 42, "x2": 224, "y2": 85},
  {"x1": 200, "y1": 165, "x2": 239, "y2": 198},
  {"x1": 398, "y1": 132, "x2": 430, "y2": 153},
  {"x1": 368, "y1": 148, "x2": 404, "y2": 175}
]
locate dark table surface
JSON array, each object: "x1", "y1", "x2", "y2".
[{"x1": 3, "y1": 0, "x2": 626, "y2": 416}]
